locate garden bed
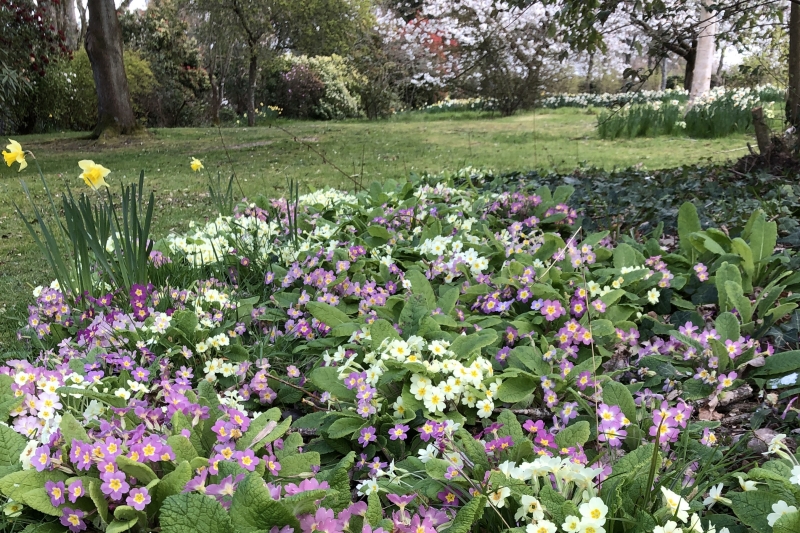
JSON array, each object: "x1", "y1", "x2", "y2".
[{"x1": 1, "y1": 160, "x2": 800, "y2": 533}]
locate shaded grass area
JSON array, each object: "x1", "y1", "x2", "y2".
[{"x1": 0, "y1": 108, "x2": 751, "y2": 348}]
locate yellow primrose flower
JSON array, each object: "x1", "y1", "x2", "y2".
[
  {"x1": 78, "y1": 160, "x2": 111, "y2": 190},
  {"x1": 2, "y1": 139, "x2": 27, "y2": 171},
  {"x1": 190, "y1": 157, "x2": 204, "y2": 172}
]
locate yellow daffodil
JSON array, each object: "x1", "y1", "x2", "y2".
[
  {"x1": 78, "y1": 160, "x2": 111, "y2": 190},
  {"x1": 190, "y1": 157, "x2": 204, "y2": 172},
  {"x1": 2, "y1": 139, "x2": 27, "y2": 171}
]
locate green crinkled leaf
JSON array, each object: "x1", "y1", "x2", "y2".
[
  {"x1": 59, "y1": 412, "x2": 89, "y2": 444},
  {"x1": 149, "y1": 461, "x2": 191, "y2": 519},
  {"x1": 443, "y1": 495, "x2": 486, "y2": 533},
  {"x1": 753, "y1": 350, "x2": 800, "y2": 377},
  {"x1": 677, "y1": 202, "x2": 701, "y2": 254},
  {"x1": 116, "y1": 455, "x2": 158, "y2": 484},
  {"x1": 105, "y1": 518, "x2": 138, "y2": 533},
  {"x1": 281, "y1": 489, "x2": 330, "y2": 516},
  {"x1": 236, "y1": 408, "x2": 281, "y2": 451},
  {"x1": 714, "y1": 312, "x2": 740, "y2": 342},
  {"x1": 749, "y1": 211, "x2": 778, "y2": 264},
  {"x1": 20, "y1": 524, "x2": 68, "y2": 533},
  {"x1": 167, "y1": 435, "x2": 199, "y2": 463},
  {"x1": 508, "y1": 346, "x2": 549, "y2": 376},
  {"x1": 406, "y1": 270, "x2": 437, "y2": 309},
  {"x1": 590, "y1": 319, "x2": 615, "y2": 338},
  {"x1": 87, "y1": 477, "x2": 110, "y2": 524},
  {"x1": 602, "y1": 381, "x2": 637, "y2": 423},
  {"x1": 305, "y1": 301, "x2": 351, "y2": 328},
  {"x1": 308, "y1": 366, "x2": 356, "y2": 401},
  {"x1": 450, "y1": 329, "x2": 497, "y2": 358},
  {"x1": 326, "y1": 416, "x2": 365, "y2": 439},
  {"x1": 0, "y1": 423, "x2": 26, "y2": 466},
  {"x1": 55, "y1": 387, "x2": 125, "y2": 408},
  {"x1": 774, "y1": 511, "x2": 800, "y2": 533},
  {"x1": 279, "y1": 452, "x2": 320, "y2": 477},
  {"x1": 229, "y1": 472, "x2": 301, "y2": 532},
  {"x1": 497, "y1": 374, "x2": 537, "y2": 403},
  {"x1": 0, "y1": 469, "x2": 68, "y2": 501},
  {"x1": 369, "y1": 319, "x2": 402, "y2": 348},
  {"x1": 19, "y1": 487, "x2": 61, "y2": 516},
  {"x1": 161, "y1": 492, "x2": 234, "y2": 533},
  {"x1": 555, "y1": 421, "x2": 590, "y2": 448},
  {"x1": 320, "y1": 451, "x2": 355, "y2": 512},
  {"x1": 366, "y1": 491, "x2": 382, "y2": 526},
  {"x1": 496, "y1": 410, "x2": 525, "y2": 443},
  {"x1": 728, "y1": 489, "x2": 783, "y2": 533}
]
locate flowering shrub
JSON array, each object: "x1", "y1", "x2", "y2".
[{"x1": 3, "y1": 145, "x2": 800, "y2": 533}]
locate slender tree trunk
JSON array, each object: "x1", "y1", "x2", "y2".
[
  {"x1": 788, "y1": 1, "x2": 800, "y2": 127},
  {"x1": 660, "y1": 57, "x2": 668, "y2": 90},
  {"x1": 247, "y1": 47, "x2": 258, "y2": 127},
  {"x1": 585, "y1": 52, "x2": 594, "y2": 93},
  {"x1": 683, "y1": 44, "x2": 696, "y2": 92},
  {"x1": 85, "y1": 0, "x2": 137, "y2": 137},
  {"x1": 77, "y1": 0, "x2": 88, "y2": 45},
  {"x1": 688, "y1": 0, "x2": 716, "y2": 105}
]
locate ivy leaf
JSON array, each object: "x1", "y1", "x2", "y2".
[
  {"x1": 160, "y1": 492, "x2": 234, "y2": 533},
  {"x1": 229, "y1": 472, "x2": 301, "y2": 532}
]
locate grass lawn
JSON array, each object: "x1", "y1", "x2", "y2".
[{"x1": 0, "y1": 107, "x2": 753, "y2": 349}]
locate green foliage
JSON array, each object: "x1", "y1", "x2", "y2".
[{"x1": 120, "y1": 0, "x2": 210, "y2": 127}]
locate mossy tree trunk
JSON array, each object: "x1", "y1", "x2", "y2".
[{"x1": 85, "y1": 0, "x2": 137, "y2": 138}]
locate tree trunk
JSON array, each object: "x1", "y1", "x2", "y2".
[
  {"x1": 660, "y1": 56, "x2": 667, "y2": 91},
  {"x1": 683, "y1": 43, "x2": 696, "y2": 92},
  {"x1": 585, "y1": 52, "x2": 594, "y2": 93},
  {"x1": 77, "y1": 0, "x2": 88, "y2": 46},
  {"x1": 752, "y1": 107, "x2": 771, "y2": 155},
  {"x1": 688, "y1": 0, "x2": 716, "y2": 105},
  {"x1": 85, "y1": 0, "x2": 137, "y2": 137},
  {"x1": 247, "y1": 47, "x2": 258, "y2": 127},
  {"x1": 788, "y1": 1, "x2": 800, "y2": 127}
]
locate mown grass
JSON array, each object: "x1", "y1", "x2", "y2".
[{"x1": 0, "y1": 108, "x2": 753, "y2": 348}]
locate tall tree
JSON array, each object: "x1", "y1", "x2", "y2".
[
  {"x1": 85, "y1": 0, "x2": 136, "y2": 137},
  {"x1": 688, "y1": 0, "x2": 716, "y2": 104}
]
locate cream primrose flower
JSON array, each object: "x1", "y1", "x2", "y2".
[
  {"x1": 515, "y1": 495, "x2": 545, "y2": 521},
  {"x1": 661, "y1": 486, "x2": 690, "y2": 522},
  {"x1": 647, "y1": 288, "x2": 660, "y2": 305},
  {"x1": 767, "y1": 500, "x2": 797, "y2": 526},
  {"x1": 579, "y1": 497, "x2": 608, "y2": 523},
  {"x1": 652, "y1": 521, "x2": 681, "y2": 533},
  {"x1": 562, "y1": 516, "x2": 581, "y2": 533},
  {"x1": 527, "y1": 520, "x2": 558, "y2": 533},
  {"x1": 703, "y1": 483, "x2": 731, "y2": 508},
  {"x1": 790, "y1": 464, "x2": 800, "y2": 485},
  {"x1": 734, "y1": 474, "x2": 760, "y2": 491},
  {"x1": 486, "y1": 486, "x2": 511, "y2": 508}
]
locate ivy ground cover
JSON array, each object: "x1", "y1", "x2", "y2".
[{"x1": 1, "y1": 156, "x2": 800, "y2": 533}]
